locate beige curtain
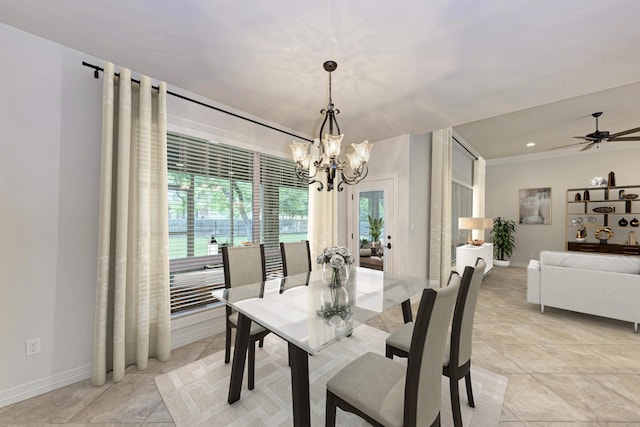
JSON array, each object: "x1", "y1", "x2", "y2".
[
  {"x1": 429, "y1": 128, "x2": 453, "y2": 285},
  {"x1": 308, "y1": 142, "x2": 338, "y2": 269},
  {"x1": 93, "y1": 62, "x2": 171, "y2": 386}
]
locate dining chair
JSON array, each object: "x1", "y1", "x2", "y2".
[
  {"x1": 386, "y1": 257, "x2": 486, "y2": 427},
  {"x1": 325, "y1": 271, "x2": 461, "y2": 427},
  {"x1": 280, "y1": 240, "x2": 312, "y2": 276},
  {"x1": 222, "y1": 244, "x2": 271, "y2": 390}
]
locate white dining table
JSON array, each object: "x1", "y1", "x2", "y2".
[{"x1": 212, "y1": 266, "x2": 436, "y2": 427}]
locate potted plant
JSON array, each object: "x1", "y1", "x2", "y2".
[
  {"x1": 368, "y1": 215, "x2": 384, "y2": 256},
  {"x1": 490, "y1": 217, "x2": 517, "y2": 267}
]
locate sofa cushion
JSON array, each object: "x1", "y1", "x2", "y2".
[
  {"x1": 540, "y1": 251, "x2": 640, "y2": 275},
  {"x1": 360, "y1": 248, "x2": 372, "y2": 257}
]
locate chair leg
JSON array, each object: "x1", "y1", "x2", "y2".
[
  {"x1": 259, "y1": 338, "x2": 264, "y2": 348},
  {"x1": 465, "y1": 371, "x2": 475, "y2": 408},
  {"x1": 385, "y1": 345, "x2": 393, "y2": 359},
  {"x1": 450, "y1": 377, "x2": 463, "y2": 427},
  {"x1": 325, "y1": 390, "x2": 337, "y2": 427},
  {"x1": 225, "y1": 324, "x2": 231, "y2": 364},
  {"x1": 248, "y1": 340, "x2": 256, "y2": 390}
]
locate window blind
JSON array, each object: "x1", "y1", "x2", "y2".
[
  {"x1": 260, "y1": 153, "x2": 309, "y2": 277},
  {"x1": 167, "y1": 132, "x2": 308, "y2": 314}
]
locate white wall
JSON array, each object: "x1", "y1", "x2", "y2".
[
  {"x1": 341, "y1": 133, "x2": 432, "y2": 278},
  {"x1": 486, "y1": 146, "x2": 640, "y2": 267},
  {"x1": 0, "y1": 23, "x2": 102, "y2": 405},
  {"x1": 409, "y1": 133, "x2": 432, "y2": 278}
]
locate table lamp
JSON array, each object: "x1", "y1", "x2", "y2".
[{"x1": 458, "y1": 217, "x2": 493, "y2": 246}]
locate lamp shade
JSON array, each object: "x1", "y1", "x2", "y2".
[
  {"x1": 458, "y1": 218, "x2": 493, "y2": 246},
  {"x1": 459, "y1": 217, "x2": 491, "y2": 230}
]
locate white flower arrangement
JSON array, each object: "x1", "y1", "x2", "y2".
[{"x1": 316, "y1": 246, "x2": 355, "y2": 268}]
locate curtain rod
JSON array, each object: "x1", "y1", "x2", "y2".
[
  {"x1": 82, "y1": 61, "x2": 314, "y2": 143},
  {"x1": 453, "y1": 136, "x2": 479, "y2": 160}
]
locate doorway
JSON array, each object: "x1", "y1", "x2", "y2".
[{"x1": 350, "y1": 178, "x2": 395, "y2": 273}]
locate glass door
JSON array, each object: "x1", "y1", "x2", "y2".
[{"x1": 351, "y1": 179, "x2": 394, "y2": 273}]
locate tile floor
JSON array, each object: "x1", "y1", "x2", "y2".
[{"x1": 1, "y1": 266, "x2": 640, "y2": 426}]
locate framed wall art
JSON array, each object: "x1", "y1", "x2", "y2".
[{"x1": 519, "y1": 187, "x2": 551, "y2": 225}]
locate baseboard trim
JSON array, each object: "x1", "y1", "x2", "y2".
[
  {"x1": 0, "y1": 364, "x2": 92, "y2": 409},
  {"x1": 1, "y1": 307, "x2": 226, "y2": 409}
]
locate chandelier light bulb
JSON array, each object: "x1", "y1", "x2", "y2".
[
  {"x1": 345, "y1": 151, "x2": 361, "y2": 170},
  {"x1": 290, "y1": 141, "x2": 310, "y2": 165},
  {"x1": 351, "y1": 140, "x2": 371, "y2": 163},
  {"x1": 323, "y1": 134, "x2": 344, "y2": 158}
]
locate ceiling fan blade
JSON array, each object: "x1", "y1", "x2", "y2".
[
  {"x1": 573, "y1": 136, "x2": 598, "y2": 141},
  {"x1": 609, "y1": 126, "x2": 640, "y2": 138},
  {"x1": 610, "y1": 137, "x2": 640, "y2": 141},
  {"x1": 548, "y1": 141, "x2": 589, "y2": 151},
  {"x1": 580, "y1": 142, "x2": 596, "y2": 152}
]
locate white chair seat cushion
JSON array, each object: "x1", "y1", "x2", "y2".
[
  {"x1": 228, "y1": 312, "x2": 268, "y2": 336},
  {"x1": 386, "y1": 322, "x2": 452, "y2": 366},
  {"x1": 327, "y1": 352, "x2": 405, "y2": 427}
]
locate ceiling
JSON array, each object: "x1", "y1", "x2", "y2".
[{"x1": 2, "y1": 0, "x2": 640, "y2": 160}]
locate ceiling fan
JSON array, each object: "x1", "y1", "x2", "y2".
[{"x1": 551, "y1": 112, "x2": 640, "y2": 152}]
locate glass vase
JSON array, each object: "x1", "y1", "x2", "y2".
[
  {"x1": 321, "y1": 263, "x2": 350, "y2": 287},
  {"x1": 319, "y1": 285, "x2": 350, "y2": 328}
]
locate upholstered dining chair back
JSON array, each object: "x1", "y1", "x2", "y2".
[
  {"x1": 451, "y1": 257, "x2": 485, "y2": 369},
  {"x1": 222, "y1": 244, "x2": 266, "y2": 288},
  {"x1": 406, "y1": 272, "x2": 461, "y2": 425},
  {"x1": 280, "y1": 241, "x2": 312, "y2": 277},
  {"x1": 325, "y1": 271, "x2": 460, "y2": 427},
  {"x1": 220, "y1": 244, "x2": 270, "y2": 391}
]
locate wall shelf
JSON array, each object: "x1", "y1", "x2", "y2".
[{"x1": 566, "y1": 185, "x2": 640, "y2": 255}]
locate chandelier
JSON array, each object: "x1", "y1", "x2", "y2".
[{"x1": 290, "y1": 60, "x2": 372, "y2": 192}]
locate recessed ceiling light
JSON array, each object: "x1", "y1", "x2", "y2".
[{"x1": 526, "y1": 142, "x2": 536, "y2": 147}]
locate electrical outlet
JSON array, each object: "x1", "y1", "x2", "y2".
[{"x1": 26, "y1": 338, "x2": 41, "y2": 356}]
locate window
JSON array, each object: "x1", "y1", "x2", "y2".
[
  {"x1": 451, "y1": 139, "x2": 475, "y2": 263},
  {"x1": 167, "y1": 132, "x2": 308, "y2": 314}
]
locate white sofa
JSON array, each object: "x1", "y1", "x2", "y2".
[{"x1": 527, "y1": 250, "x2": 640, "y2": 332}]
